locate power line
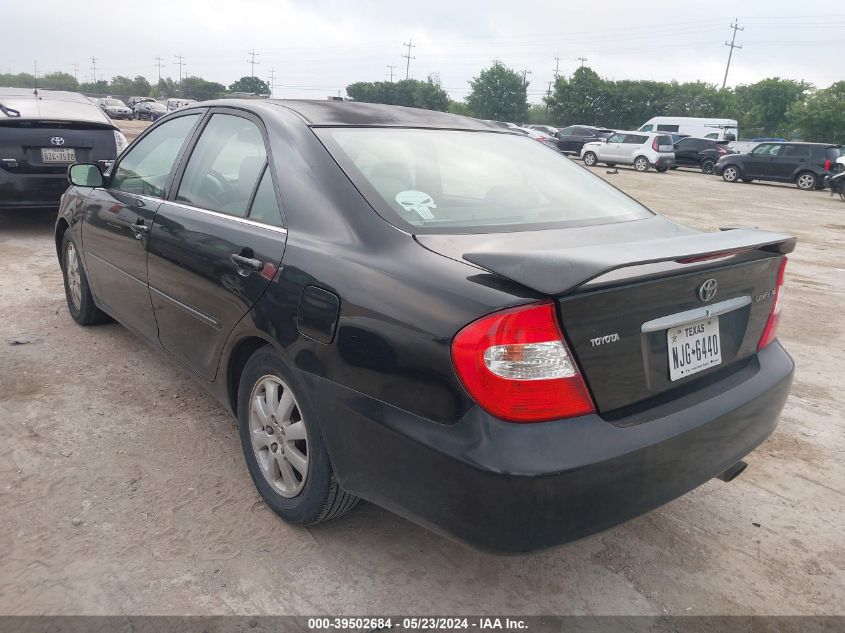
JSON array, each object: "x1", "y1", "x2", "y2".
[
  {"x1": 521, "y1": 68, "x2": 532, "y2": 85},
  {"x1": 577, "y1": 56, "x2": 588, "y2": 67},
  {"x1": 722, "y1": 19, "x2": 744, "y2": 89},
  {"x1": 247, "y1": 50, "x2": 260, "y2": 77},
  {"x1": 386, "y1": 64, "x2": 396, "y2": 82},
  {"x1": 174, "y1": 54, "x2": 186, "y2": 86},
  {"x1": 154, "y1": 56, "x2": 164, "y2": 83},
  {"x1": 553, "y1": 55, "x2": 561, "y2": 79},
  {"x1": 89, "y1": 57, "x2": 97, "y2": 83},
  {"x1": 268, "y1": 68, "x2": 276, "y2": 96},
  {"x1": 401, "y1": 40, "x2": 415, "y2": 80},
  {"x1": 71, "y1": 63, "x2": 79, "y2": 81}
]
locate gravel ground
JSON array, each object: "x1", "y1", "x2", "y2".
[{"x1": 1, "y1": 157, "x2": 843, "y2": 615}]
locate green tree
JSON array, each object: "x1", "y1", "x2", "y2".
[
  {"x1": 448, "y1": 100, "x2": 471, "y2": 116},
  {"x1": 180, "y1": 76, "x2": 226, "y2": 101},
  {"x1": 345, "y1": 77, "x2": 449, "y2": 111},
  {"x1": 131, "y1": 75, "x2": 151, "y2": 97},
  {"x1": 545, "y1": 66, "x2": 612, "y2": 127},
  {"x1": 108, "y1": 75, "x2": 135, "y2": 96},
  {"x1": 78, "y1": 79, "x2": 109, "y2": 95},
  {"x1": 788, "y1": 81, "x2": 845, "y2": 143},
  {"x1": 734, "y1": 78, "x2": 811, "y2": 137},
  {"x1": 151, "y1": 78, "x2": 178, "y2": 99},
  {"x1": 39, "y1": 71, "x2": 78, "y2": 91},
  {"x1": 0, "y1": 72, "x2": 36, "y2": 88},
  {"x1": 466, "y1": 61, "x2": 528, "y2": 122},
  {"x1": 228, "y1": 76, "x2": 269, "y2": 94}
]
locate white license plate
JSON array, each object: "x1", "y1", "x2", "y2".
[
  {"x1": 41, "y1": 147, "x2": 76, "y2": 163},
  {"x1": 667, "y1": 316, "x2": 721, "y2": 381}
]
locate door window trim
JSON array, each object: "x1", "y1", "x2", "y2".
[
  {"x1": 168, "y1": 106, "x2": 288, "y2": 228},
  {"x1": 106, "y1": 108, "x2": 207, "y2": 200}
]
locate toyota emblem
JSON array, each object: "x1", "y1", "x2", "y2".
[
  {"x1": 50, "y1": 137, "x2": 65, "y2": 146},
  {"x1": 698, "y1": 279, "x2": 718, "y2": 302}
]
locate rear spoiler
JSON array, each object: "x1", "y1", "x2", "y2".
[{"x1": 463, "y1": 228, "x2": 796, "y2": 296}]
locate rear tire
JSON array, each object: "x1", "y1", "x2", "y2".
[
  {"x1": 796, "y1": 171, "x2": 817, "y2": 190},
  {"x1": 722, "y1": 165, "x2": 740, "y2": 182},
  {"x1": 583, "y1": 151, "x2": 598, "y2": 167},
  {"x1": 61, "y1": 233, "x2": 110, "y2": 326},
  {"x1": 237, "y1": 346, "x2": 359, "y2": 525},
  {"x1": 634, "y1": 156, "x2": 650, "y2": 172},
  {"x1": 701, "y1": 159, "x2": 716, "y2": 174},
  {"x1": 656, "y1": 166, "x2": 669, "y2": 173}
]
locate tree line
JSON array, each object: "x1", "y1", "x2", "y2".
[
  {"x1": 347, "y1": 62, "x2": 844, "y2": 144},
  {"x1": 0, "y1": 71, "x2": 270, "y2": 102}
]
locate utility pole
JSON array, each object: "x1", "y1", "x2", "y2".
[
  {"x1": 174, "y1": 54, "x2": 185, "y2": 86},
  {"x1": 154, "y1": 56, "x2": 164, "y2": 83},
  {"x1": 247, "y1": 50, "x2": 260, "y2": 77},
  {"x1": 722, "y1": 19, "x2": 744, "y2": 89},
  {"x1": 553, "y1": 55, "x2": 561, "y2": 79},
  {"x1": 521, "y1": 68, "x2": 532, "y2": 86},
  {"x1": 268, "y1": 68, "x2": 275, "y2": 96},
  {"x1": 71, "y1": 63, "x2": 79, "y2": 81},
  {"x1": 386, "y1": 64, "x2": 396, "y2": 82},
  {"x1": 89, "y1": 57, "x2": 97, "y2": 83},
  {"x1": 401, "y1": 40, "x2": 415, "y2": 80},
  {"x1": 576, "y1": 56, "x2": 588, "y2": 68}
]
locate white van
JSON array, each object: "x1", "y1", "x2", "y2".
[{"x1": 638, "y1": 117, "x2": 738, "y2": 141}]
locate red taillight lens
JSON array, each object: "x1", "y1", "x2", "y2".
[
  {"x1": 652, "y1": 137, "x2": 659, "y2": 151},
  {"x1": 718, "y1": 146, "x2": 727, "y2": 154},
  {"x1": 824, "y1": 159, "x2": 832, "y2": 171},
  {"x1": 758, "y1": 257, "x2": 787, "y2": 351},
  {"x1": 451, "y1": 302, "x2": 595, "y2": 423}
]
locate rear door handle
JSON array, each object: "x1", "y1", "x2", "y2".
[{"x1": 231, "y1": 253, "x2": 264, "y2": 272}]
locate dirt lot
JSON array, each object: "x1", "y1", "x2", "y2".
[{"x1": 1, "y1": 153, "x2": 844, "y2": 615}]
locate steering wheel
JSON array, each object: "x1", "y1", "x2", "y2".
[{"x1": 203, "y1": 169, "x2": 230, "y2": 207}]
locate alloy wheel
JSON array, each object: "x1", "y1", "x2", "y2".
[
  {"x1": 635, "y1": 157, "x2": 648, "y2": 172},
  {"x1": 723, "y1": 166, "x2": 738, "y2": 182},
  {"x1": 797, "y1": 173, "x2": 816, "y2": 190},
  {"x1": 248, "y1": 375, "x2": 309, "y2": 498},
  {"x1": 65, "y1": 242, "x2": 82, "y2": 310},
  {"x1": 584, "y1": 152, "x2": 597, "y2": 166}
]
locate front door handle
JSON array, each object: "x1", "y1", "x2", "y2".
[
  {"x1": 129, "y1": 220, "x2": 150, "y2": 240},
  {"x1": 231, "y1": 253, "x2": 264, "y2": 272}
]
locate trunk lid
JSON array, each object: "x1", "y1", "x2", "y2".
[{"x1": 416, "y1": 218, "x2": 795, "y2": 413}]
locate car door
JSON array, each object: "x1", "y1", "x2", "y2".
[
  {"x1": 571, "y1": 127, "x2": 595, "y2": 153},
  {"x1": 555, "y1": 126, "x2": 574, "y2": 152},
  {"x1": 146, "y1": 109, "x2": 287, "y2": 381},
  {"x1": 80, "y1": 111, "x2": 203, "y2": 341},
  {"x1": 673, "y1": 138, "x2": 704, "y2": 166},
  {"x1": 744, "y1": 143, "x2": 780, "y2": 178},
  {"x1": 621, "y1": 134, "x2": 647, "y2": 164},
  {"x1": 778, "y1": 144, "x2": 811, "y2": 180},
  {"x1": 601, "y1": 133, "x2": 625, "y2": 161}
]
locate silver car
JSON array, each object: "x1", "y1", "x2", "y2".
[{"x1": 581, "y1": 131, "x2": 675, "y2": 172}]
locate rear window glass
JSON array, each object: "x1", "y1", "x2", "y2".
[{"x1": 316, "y1": 128, "x2": 652, "y2": 233}]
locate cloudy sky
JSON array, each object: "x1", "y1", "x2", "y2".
[{"x1": 3, "y1": 0, "x2": 843, "y2": 101}]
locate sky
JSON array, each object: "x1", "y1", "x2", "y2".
[{"x1": 2, "y1": 0, "x2": 843, "y2": 102}]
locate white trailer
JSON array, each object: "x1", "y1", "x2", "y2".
[{"x1": 638, "y1": 117, "x2": 738, "y2": 141}]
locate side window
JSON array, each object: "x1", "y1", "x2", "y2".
[
  {"x1": 248, "y1": 167, "x2": 284, "y2": 228},
  {"x1": 623, "y1": 134, "x2": 648, "y2": 144},
  {"x1": 656, "y1": 124, "x2": 680, "y2": 132},
  {"x1": 783, "y1": 145, "x2": 811, "y2": 158},
  {"x1": 572, "y1": 127, "x2": 592, "y2": 137},
  {"x1": 606, "y1": 133, "x2": 625, "y2": 143},
  {"x1": 176, "y1": 113, "x2": 268, "y2": 217},
  {"x1": 704, "y1": 132, "x2": 719, "y2": 139},
  {"x1": 752, "y1": 143, "x2": 777, "y2": 156},
  {"x1": 556, "y1": 126, "x2": 574, "y2": 137},
  {"x1": 640, "y1": 125, "x2": 653, "y2": 132},
  {"x1": 110, "y1": 114, "x2": 200, "y2": 198}
]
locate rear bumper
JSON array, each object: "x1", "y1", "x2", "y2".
[
  {"x1": 306, "y1": 342, "x2": 794, "y2": 552},
  {"x1": 0, "y1": 171, "x2": 69, "y2": 208},
  {"x1": 654, "y1": 156, "x2": 675, "y2": 167}
]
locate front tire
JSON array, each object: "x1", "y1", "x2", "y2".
[
  {"x1": 61, "y1": 233, "x2": 110, "y2": 325},
  {"x1": 796, "y1": 171, "x2": 817, "y2": 190},
  {"x1": 237, "y1": 347, "x2": 358, "y2": 525},
  {"x1": 634, "y1": 156, "x2": 650, "y2": 172},
  {"x1": 722, "y1": 165, "x2": 740, "y2": 182},
  {"x1": 583, "y1": 151, "x2": 598, "y2": 167}
]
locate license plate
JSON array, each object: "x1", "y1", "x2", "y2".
[
  {"x1": 41, "y1": 147, "x2": 76, "y2": 163},
  {"x1": 667, "y1": 316, "x2": 721, "y2": 381}
]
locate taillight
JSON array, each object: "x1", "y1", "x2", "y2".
[
  {"x1": 824, "y1": 159, "x2": 832, "y2": 171},
  {"x1": 652, "y1": 137, "x2": 659, "y2": 151},
  {"x1": 717, "y1": 146, "x2": 727, "y2": 154},
  {"x1": 758, "y1": 257, "x2": 787, "y2": 351},
  {"x1": 451, "y1": 302, "x2": 595, "y2": 423}
]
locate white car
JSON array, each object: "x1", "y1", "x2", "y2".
[{"x1": 580, "y1": 131, "x2": 675, "y2": 172}]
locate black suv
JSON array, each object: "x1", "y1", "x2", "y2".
[
  {"x1": 673, "y1": 137, "x2": 736, "y2": 173},
  {"x1": 715, "y1": 142, "x2": 842, "y2": 190},
  {"x1": 555, "y1": 125, "x2": 614, "y2": 155},
  {"x1": 1, "y1": 88, "x2": 126, "y2": 210}
]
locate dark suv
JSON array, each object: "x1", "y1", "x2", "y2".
[
  {"x1": 673, "y1": 137, "x2": 735, "y2": 173},
  {"x1": 555, "y1": 125, "x2": 614, "y2": 155},
  {"x1": 0, "y1": 88, "x2": 126, "y2": 210},
  {"x1": 715, "y1": 142, "x2": 842, "y2": 190}
]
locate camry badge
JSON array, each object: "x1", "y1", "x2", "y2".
[
  {"x1": 698, "y1": 279, "x2": 718, "y2": 302},
  {"x1": 50, "y1": 137, "x2": 65, "y2": 146}
]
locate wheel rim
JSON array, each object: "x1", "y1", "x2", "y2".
[
  {"x1": 249, "y1": 375, "x2": 309, "y2": 498},
  {"x1": 585, "y1": 153, "x2": 595, "y2": 165},
  {"x1": 703, "y1": 161, "x2": 714, "y2": 174},
  {"x1": 65, "y1": 242, "x2": 82, "y2": 309},
  {"x1": 725, "y1": 167, "x2": 737, "y2": 181},
  {"x1": 798, "y1": 174, "x2": 814, "y2": 189},
  {"x1": 636, "y1": 158, "x2": 647, "y2": 171}
]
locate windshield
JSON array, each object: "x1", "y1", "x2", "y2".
[
  {"x1": 104, "y1": 99, "x2": 125, "y2": 107},
  {"x1": 317, "y1": 128, "x2": 652, "y2": 233}
]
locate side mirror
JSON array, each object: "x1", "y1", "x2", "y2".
[{"x1": 67, "y1": 163, "x2": 105, "y2": 188}]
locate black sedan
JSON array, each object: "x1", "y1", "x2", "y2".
[
  {"x1": 673, "y1": 137, "x2": 736, "y2": 173},
  {"x1": 56, "y1": 100, "x2": 795, "y2": 552},
  {"x1": 555, "y1": 125, "x2": 614, "y2": 154},
  {"x1": 133, "y1": 100, "x2": 167, "y2": 121}
]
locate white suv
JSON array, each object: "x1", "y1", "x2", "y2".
[{"x1": 580, "y1": 131, "x2": 675, "y2": 172}]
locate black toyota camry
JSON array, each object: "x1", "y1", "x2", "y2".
[{"x1": 55, "y1": 100, "x2": 795, "y2": 552}]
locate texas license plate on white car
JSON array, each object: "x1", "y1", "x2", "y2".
[
  {"x1": 668, "y1": 316, "x2": 721, "y2": 381},
  {"x1": 41, "y1": 147, "x2": 76, "y2": 163}
]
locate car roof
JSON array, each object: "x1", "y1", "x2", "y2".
[
  {"x1": 268, "y1": 99, "x2": 501, "y2": 130},
  {"x1": 0, "y1": 88, "x2": 115, "y2": 126}
]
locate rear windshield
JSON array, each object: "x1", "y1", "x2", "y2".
[{"x1": 316, "y1": 128, "x2": 652, "y2": 233}]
